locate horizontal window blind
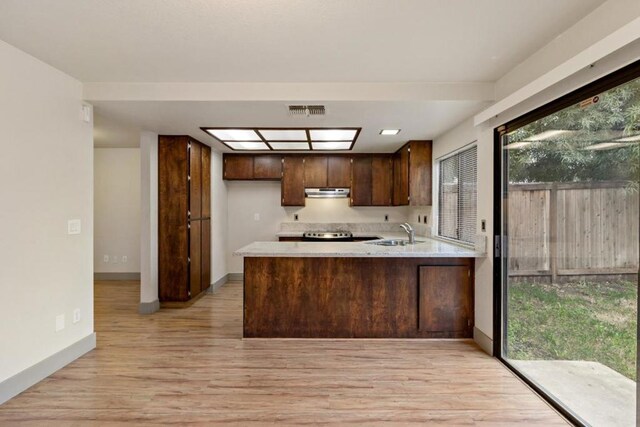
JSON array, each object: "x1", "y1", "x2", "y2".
[{"x1": 438, "y1": 146, "x2": 477, "y2": 244}]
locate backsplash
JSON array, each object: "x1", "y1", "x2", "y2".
[{"x1": 280, "y1": 222, "x2": 432, "y2": 237}]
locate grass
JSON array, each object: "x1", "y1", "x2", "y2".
[{"x1": 506, "y1": 280, "x2": 638, "y2": 380}]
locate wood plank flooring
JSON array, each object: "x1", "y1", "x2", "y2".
[{"x1": 0, "y1": 280, "x2": 568, "y2": 425}]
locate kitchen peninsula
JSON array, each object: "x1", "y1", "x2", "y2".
[{"x1": 235, "y1": 233, "x2": 483, "y2": 339}]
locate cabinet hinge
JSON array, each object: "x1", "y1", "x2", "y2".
[
  {"x1": 188, "y1": 175, "x2": 191, "y2": 181},
  {"x1": 188, "y1": 223, "x2": 191, "y2": 229},
  {"x1": 188, "y1": 210, "x2": 191, "y2": 218},
  {"x1": 188, "y1": 142, "x2": 191, "y2": 149},
  {"x1": 350, "y1": 158, "x2": 353, "y2": 164},
  {"x1": 188, "y1": 290, "x2": 191, "y2": 297},
  {"x1": 188, "y1": 257, "x2": 191, "y2": 263}
]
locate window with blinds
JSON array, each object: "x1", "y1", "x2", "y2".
[{"x1": 438, "y1": 145, "x2": 477, "y2": 244}]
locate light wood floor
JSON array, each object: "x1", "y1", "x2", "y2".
[{"x1": 0, "y1": 280, "x2": 567, "y2": 425}]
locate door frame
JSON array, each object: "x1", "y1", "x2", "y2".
[{"x1": 493, "y1": 59, "x2": 640, "y2": 427}]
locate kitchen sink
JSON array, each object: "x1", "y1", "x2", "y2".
[{"x1": 366, "y1": 239, "x2": 425, "y2": 246}]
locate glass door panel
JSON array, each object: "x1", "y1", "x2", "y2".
[{"x1": 500, "y1": 75, "x2": 640, "y2": 426}]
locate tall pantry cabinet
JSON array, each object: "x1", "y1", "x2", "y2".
[{"x1": 158, "y1": 135, "x2": 211, "y2": 302}]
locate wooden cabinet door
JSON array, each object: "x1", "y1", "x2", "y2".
[
  {"x1": 201, "y1": 144, "x2": 211, "y2": 218},
  {"x1": 189, "y1": 141, "x2": 202, "y2": 219},
  {"x1": 158, "y1": 136, "x2": 189, "y2": 302},
  {"x1": 393, "y1": 146, "x2": 409, "y2": 206},
  {"x1": 201, "y1": 219, "x2": 211, "y2": 292},
  {"x1": 327, "y1": 156, "x2": 351, "y2": 187},
  {"x1": 418, "y1": 265, "x2": 473, "y2": 335},
  {"x1": 254, "y1": 155, "x2": 282, "y2": 180},
  {"x1": 372, "y1": 155, "x2": 392, "y2": 206},
  {"x1": 223, "y1": 155, "x2": 254, "y2": 180},
  {"x1": 350, "y1": 156, "x2": 372, "y2": 206},
  {"x1": 189, "y1": 220, "x2": 202, "y2": 298},
  {"x1": 304, "y1": 156, "x2": 328, "y2": 187},
  {"x1": 408, "y1": 141, "x2": 433, "y2": 206},
  {"x1": 282, "y1": 156, "x2": 305, "y2": 206}
]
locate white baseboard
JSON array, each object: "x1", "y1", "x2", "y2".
[
  {"x1": 474, "y1": 327, "x2": 493, "y2": 355},
  {"x1": 0, "y1": 332, "x2": 96, "y2": 405}
]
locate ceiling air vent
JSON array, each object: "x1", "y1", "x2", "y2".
[{"x1": 288, "y1": 105, "x2": 326, "y2": 116}]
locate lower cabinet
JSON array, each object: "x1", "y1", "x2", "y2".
[{"x1": 418, "y1": 265, "x2": 473, "y2": 336}]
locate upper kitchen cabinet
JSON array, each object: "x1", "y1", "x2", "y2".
[
  {"x1": 327, "y1": 156, "x2": 351, "y2": 187},
  {"x1": 303, "y1": 156, "x2": 328, "y2": 187},
  {"x1": 303, "y1": 155, "x2": 351, "y2": 188},
  {"x1": 223, "y1": 154, "x2": 254, "y2": 180},
  {"x1": 223, "y1": 154, "x2": 282, "y2": 180},
  {"x1": 253, "y1": 155, "x2": 282, "y2": 180},
  {"x1": 350, "y1": 155, "x2": 393, "y2": 206},
  {"x1": 393, "y1": 140, "x2": 432, "y2": 206},
  {"x1": 281, "y1": 156, "x2": 305, "y2": 206}
]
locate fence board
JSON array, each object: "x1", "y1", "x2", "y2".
[{"x1": 508, "y1": 182, "x2": 638, "y2": 278}]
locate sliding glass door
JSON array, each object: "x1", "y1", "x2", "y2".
[{"x1": 496, "y1": 64, "x2": 640, "y2": 426}]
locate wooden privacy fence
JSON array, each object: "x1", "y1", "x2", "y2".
[{"x1": 507, "y1": 181, "x2": 639, "y2": 281}]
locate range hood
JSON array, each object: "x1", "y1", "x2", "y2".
[{"x1": 305, "y1": 188, "x2": 350, "y2": 199}]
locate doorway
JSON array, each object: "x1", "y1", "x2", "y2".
[{"x1": 494, "y1": 61, "x2": 640, "y2": 426}]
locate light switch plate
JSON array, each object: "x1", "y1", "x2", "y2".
[
  {"x1": 67, "y1": 219, "x2": 81, "y2": 235},
  {"x1": 254, "y1": 213, "x2": 260, "y2": 221}
]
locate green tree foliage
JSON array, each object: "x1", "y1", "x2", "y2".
[{"x1": 507, "y1": 78, "x2": 640, "y2": 188}]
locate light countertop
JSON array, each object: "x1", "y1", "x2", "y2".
[{"x1": 234, "y1": 233, "x2": 484, "y2": 258}]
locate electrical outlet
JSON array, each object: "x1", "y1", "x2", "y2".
[
  {"x1": 417, "y1": 215, "x2": 421, "y2": 222},
  {"x1": 481, "y1": 219, "x2": 486, "y2": 232},
  {"x1": 103, "y1": 255, "x2": 109, "y2": 263},
  {"x1": 67, "y1": 219, "x2": 81, "y2": 235},
  {"x1": 122, "y1": 255, "x2": 128, "y2": 263},
  {"x1": 73, "y1": 309, "x2": 81, "y2": 324},
  {"x1": 55, "y1": 314, "x2": 65, "y2": 332},
  {"x1": 424, "y1": 216, "x2": 428, "y2": 224},
  {"x1": 254, "y1": 213, "x2": 260, "y2": 221},
  {"x1": 294, "y1": 214, "x2": 299, "y2": 221},
  {"x1": 384, "y1": 214, "x2": 389, "y2": 222}
]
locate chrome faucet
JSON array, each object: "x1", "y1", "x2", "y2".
[{"x1": 399, "y1": 223, "x2": 415, "y2": 244}]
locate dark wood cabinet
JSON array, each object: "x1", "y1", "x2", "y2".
[
  {"x1": 159, "y1": 136, "x2": 211, "y2": 302},
  {"x1": 418, "y1": 265, "x2": 473, "y2": 336},
  {"x1": 244, "y1": 257, "x2": 474, "y2": 338},
  {"x1": 372, "y1": 155, "x2": 393, "y2": 206},
  {"x1": 328, "y1": 156, "x2": 351, "y2": 187},
  {"x1": 222, "y1": 145, "x2": 428, "y2": 208},
  {"x1": 223, "y1": 155, "x2": 254, "y2": 180},
  {"x1": 304, "y1": 156, "x2": 350, "y2": 188},
  {"x1": 253, "y1": 155, "x2": 282, "y2": 180},
  {"x1": 393, "y1": 140, "x2": 432, "y2": 206},
  {"x1": 303, "y1": 156, "x2": 328, "y2": 187},
  {"x1": 350, "y1": 157, "x2": 373, "y2": 206},
  {"x1": 223, "y1": 154, "x2": 282, "y2": 180},
  {"x1": 281, "y1": 156, "x2": 305, "y2": 206},
  {"x1": 351, "y1": 155, "x2": 392, "y2": 206}
]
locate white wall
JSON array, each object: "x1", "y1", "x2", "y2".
[
  {"x1": 0, "y1": 40, "x2": 94, "y2": 382},
  {"x1": 140, "y1": 132, "x2": 158, "y2": 304},
  {"x1": 226, "y1": 181, "x2": 410, "y2": 273},
  {"x1": 94, "y1": 148, "x2": 140, "y2": 273},
  {"x1": 495, "y1": 0, "x2": 640, "y2": 100},
  {"x1": 211, "y1": 151, "x2": 228, "y2": 283}
]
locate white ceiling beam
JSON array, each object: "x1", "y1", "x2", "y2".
[
  {"x1": 474, "y1": 16, "x2": 640, "y2": 126},
  {"x1": 83, "y1": 82, "x2": 495, "y2": 102}
]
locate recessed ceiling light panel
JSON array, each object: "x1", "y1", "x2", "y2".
[
  {"x1": 311, "y1": 141, "x2": 352, "y2": 150},
  {"x1": 269, "y1": 142, "x2": 310, "y2": 150},
  {"x1": 310, "y1": 129, "x2": 357, "y2": 141},
  {"x1": 224, "y1": 141, "x2": 270, "y2": 150},
  {"x1": 259, "y1": 130, "x2": 307, "y2": 141},
  {"x1": 380, "y1": 129, "x2": 401, "y2": 135},
  {"x1": 206, "y1": 129, "x2": 261, "y2": 141}
]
